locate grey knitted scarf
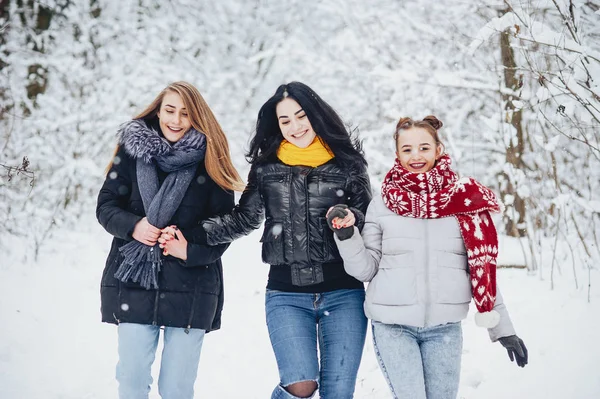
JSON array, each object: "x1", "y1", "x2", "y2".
[{"x1": 114, "y1": 119, "x2": 207, "y2": 289}]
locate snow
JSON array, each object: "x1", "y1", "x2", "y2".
[
  {"x1": 1, "y1": 1, "x2": 599, "y2": 397},
  {"x1": 4, "y1": 1, "x2": 598, "y2": 275},
  {"x1": 1, "y1": 214, "x2": 599, "y2": 399},
  {"x1": 468, "y1": 12, "x2": 520, "y2": 55}
]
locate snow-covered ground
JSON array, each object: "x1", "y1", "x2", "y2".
[{"x1": 1, "y1": 215, "x2": 598, "y2": 399}]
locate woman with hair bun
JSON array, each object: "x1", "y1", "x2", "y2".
[{"x1": 326, "y1": 115, "x2": 527, "y2": 398}]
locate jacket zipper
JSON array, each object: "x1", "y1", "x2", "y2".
[
  {"x1": 113, "y1": 260, "x2": 122, "y2": 324},
  {"x1": 152, "y1": 289, "x2": 159, "y2": 326},
  {"x1": 114, "y1": 279, "x2": 123, "y2": 324},
  {"x1": 303, "y1": 169, "x2": 315, "y2": 281},
  {"x1": 424, "y1": 220, "x2": 431, "y2": 327},
  {"x1": 287, "y1": 171, "x2": 293, "y2": 264},
  {"x1": 185, "y1": 276, "x2": 201, "y2": 334}
]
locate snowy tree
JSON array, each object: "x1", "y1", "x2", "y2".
[
  {"x1": 1, "y1": 0, "x2": 597, "y2": 285},
  {"x1": 469, "y1": 0, "x2": 599, "y2": 288}
]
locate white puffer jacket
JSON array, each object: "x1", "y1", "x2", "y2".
[{"x1": 335, "y1": 196, "x2": 516, "y2": 341}]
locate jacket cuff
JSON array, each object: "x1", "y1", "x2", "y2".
[
  {"x1": 183, "y1": 225, "x2": 208, "y2": 245},
  {"x1": 123, "y1": 214, "x2": 144, "y2": 240},
  {"x1": 487, "y1": 307, "x2": 516, "y2": 341},
  {"x1": 334, "y1": 226, "x2": 362, "y2": 250},
  {"x1": 181, "y1": 243, "x2": 201, "y2": 268}
]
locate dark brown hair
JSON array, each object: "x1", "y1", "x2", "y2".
[
  {"x1": 394, "y1": 115, "x2": 445, "y2": 150},
  {"x1": 248, "y1": 81, "x2": 367, "y2": 169}
]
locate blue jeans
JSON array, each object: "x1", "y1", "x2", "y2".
[
  {"x1": 265, "y1": 289, "x2": 367, "y2": 399},
  {"x1": 116, "y1": 323, "x2": 205, "y2": 399},
  {"x1": 372, "y1": 321, "x2": 462, "y2": 399}
]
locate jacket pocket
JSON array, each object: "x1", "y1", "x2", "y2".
[
  {"x1": 436, "y1": 253, "x2": 471, "y2": 304},
  {"x1": 195, "y1": 263, "x2": 221, "y2": 295},
  {"x1": 260, "y1": 220, "x2": 285, "y2": 265},
  {"x1": 261, "y1": 174, "x2": 287, "y2": 202},
  {"x1": 369, "y1": 252, "x2": 417, "y2": 305},
  {"x1": 318, "y1": 173, "x2": 347, "y2": 197}
]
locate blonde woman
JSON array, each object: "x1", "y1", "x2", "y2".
[{"x1": 97, "y1": 81, "x2": 243, "y2": 399}]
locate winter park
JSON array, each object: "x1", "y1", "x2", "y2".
[{"x1": 1, "y1": 1, "x2": 600, "y2": 398}]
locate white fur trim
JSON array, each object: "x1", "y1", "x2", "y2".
[{"x1": 474, "y1": 310, "x2": 500, "y2": 328}]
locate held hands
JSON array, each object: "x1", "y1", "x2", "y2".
[
  {"x1": 498, "y1": 335, "x2": 528, "y2": 368},
  {"x1": 326, "y1": 204, "x2": 355, "y2": 241},
  {"x1": 158, "y1": 225, "x2": 188, "y2": 261},
  {"x1": 132, "y1": 217, "x2": 161, "y2": 246}
]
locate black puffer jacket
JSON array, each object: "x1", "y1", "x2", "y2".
[
  {"x1": 202, "y1": 158, "x2": 372, "y2": 286},
  {"x1": 97, "y1": 145, "x2": 234, "y2": 331}
]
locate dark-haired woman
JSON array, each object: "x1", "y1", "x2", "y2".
[
  {"x1": 97, "y1": 81, "x2": 244, "y2": 399},
  {"x1": 327, "y1": 116, "x2": 527, "y2": 399},
  {"x1": 161, "y1": 82, "x2": 372, "y2": 398}
]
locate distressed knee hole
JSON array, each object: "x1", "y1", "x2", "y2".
[{"x1": 285, "y1": 380, "x2": 318, "y2": 398}]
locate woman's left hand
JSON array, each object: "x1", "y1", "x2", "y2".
[{"x1": 158, "y1": 226, "x2": 188, "y2": 261}]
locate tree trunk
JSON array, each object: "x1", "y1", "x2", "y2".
[
  {"x1": 0, "y1": 0, "x2": 11, "y2": 122},
  {"x1": 20, "y1": 0, "x2": 52, "y2": 106},
  {"x1": 499, "y1": 24, "x2": 527, "y2": 238}
]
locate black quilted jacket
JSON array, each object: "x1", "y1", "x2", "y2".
[
  {"x1": 201, "y1": 158, "x2": 372, "y2": 286},
  {"x1": 96, "y1": 146, "x2": 234, "y2": 331}
]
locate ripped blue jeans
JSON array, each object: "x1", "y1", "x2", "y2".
[{"x1": 265, "y1": 289, "x2": 367, "y2": 399}]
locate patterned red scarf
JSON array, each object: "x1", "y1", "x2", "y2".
[{"x1": 381, "y1": 154, "x2": 501, "y2": 315}]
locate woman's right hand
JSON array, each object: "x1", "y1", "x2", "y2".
[{"x1": 132, "y1": 217, "x2": 161, "y2": 246}]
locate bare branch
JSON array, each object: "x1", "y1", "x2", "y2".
[{"x1": 1, "y1": 157, "x2": 36, "y2": 188}]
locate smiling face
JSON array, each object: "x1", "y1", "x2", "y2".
[
  {"x1": 395, "y1": 127, "x2": 443, "y2": 173},
  {"x1": 276, "y1": 98, "x2": 317, "y2": 148},
  {"x1": 157, "y1": 91, "x2": 191, "y2": 143}
]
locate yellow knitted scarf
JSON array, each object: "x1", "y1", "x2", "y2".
[{"x1": 277, "y1": 136, "x2": 334, "y2": 167}]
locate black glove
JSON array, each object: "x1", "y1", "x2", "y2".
[
  {"x1": 498, "y1": 335, "x2": 528, "y2": 367},
  {"x1": 326, "y1": 204, "x2": 354, "y2": 241}
]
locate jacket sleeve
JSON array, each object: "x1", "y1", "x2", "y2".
[
  {"x1": 487, "y1": 284, "x2": 517, "y2": 341},
  {"x1": 181, "y1": 183, "x2": 234, "y2": 267},
  {"x1": 201, "y1": 163, "x2": 265, "y2": 245},
  {"x1": 334, "y1": 198, "x2": 382, "y2": 282},
  {"x1": 345, "y1": 163, "x2": 372, "y2": 231},
  {"x1": 96, "y1": 147, "x2": 143, "y2": 240}
]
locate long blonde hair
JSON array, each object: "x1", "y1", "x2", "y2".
[{"x1": 106, "y1": 81, "x2": 244, "y2": 192}]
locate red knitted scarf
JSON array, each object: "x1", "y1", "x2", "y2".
[{"x1": 381, "y1": 155, "x2": 501, "y2": 314}]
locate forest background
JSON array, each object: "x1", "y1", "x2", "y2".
[
  {"x1": 2, "y1": 0, "x2": 599, "y2": 278},
  {"x1": 0, "y1": 1, "x2": 599, "y2": 397}
]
